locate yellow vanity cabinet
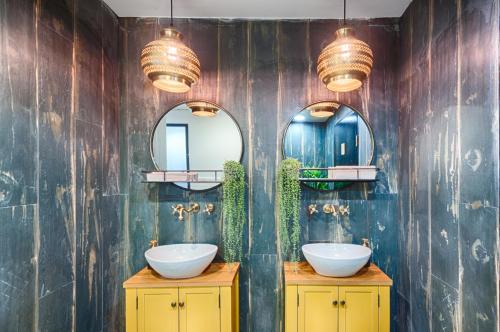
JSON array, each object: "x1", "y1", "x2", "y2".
[
  {"x1": 285, "y1": 263, "x2": 392, "y2": 332},
  {"x1": 137, "y1": 288, "x2": 179, "y2": 332},
  {"x1": 298, "y1": 285, "x2": 338, "y2": 332},
  {"x1": 124, "y1": 263, "x2": 240, "y2": 332},
  {"x1": 179, "y1": 287, "x2": 221, "y2": 332},
  {"x1": 338, "y1": 286, "x2": 379, "y2": 332}
]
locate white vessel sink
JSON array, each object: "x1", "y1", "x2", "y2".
[
  {"x1": 302, "y1": 243, "x2": 371, "y2": 277},
  {"x1": 145, "y1": 244, "x2": 218, "y2": 279}
]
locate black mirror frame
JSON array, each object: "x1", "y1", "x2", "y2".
[
  {"x1": 149, "y1": 100, "x2": 245, "y2": 192},
  {"x1": 281, "y1": 100, "x2": 375, "y2": 192}
]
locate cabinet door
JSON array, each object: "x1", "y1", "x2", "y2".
[
  {"x1": 137, "y1": 288, "x2": 179, "y2": 332},
  {"x1": 179, "y1": 287, "x2": 220, "y2": 332},
  {"x1": 298, "y1": 286, "x2": 338, "y2": 332},
  {"x1": 338, "y1": 286, "x2": 378, "y2": 332}
]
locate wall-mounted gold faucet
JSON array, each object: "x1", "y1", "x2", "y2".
[
  {"x1": 171, "y1": 203, "x2": 209, "y2": 221},
  {"x1": 319, "y1": 204, "x2": 350, "y2": 216}
]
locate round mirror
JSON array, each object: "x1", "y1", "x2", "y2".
[
  {"x1": 282, "y1": 101, "x2": 374, "y2": 191},
  {"x1": 150, "y1": 101, "x2": 243, "y2": 191}
]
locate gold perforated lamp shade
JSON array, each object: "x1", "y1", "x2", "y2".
[
  {"x1": 317, "y1": 27, "x2": 373, "y2": 92},
  {"x1": 308, "y1": 101, "x2": 340, "y2": 118},
  {"x1": 187, "y1": 101, "x2": 219, "y2": 117},
  {"x1": 141, "y1": 27, "x2": 201, "y2": 93}
]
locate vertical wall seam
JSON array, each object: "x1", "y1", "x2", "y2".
[
  {"x1": 306, "y1": 20, "x2": 311, "y2": 105},
  {"x1": 408, "y1": 8, "x2": 414, "y2": 331},
  {"x1": 100, "y1": 2, "x2": 105, "y2": 329},
  {"x1": 245, "y1": 20, "x2": 253, "y2": 332},
  {"x1": 33, "y1": 0, "x2": 40, "y2": 330},
  {"x1": 456, "y1": 0, "x2": 463, "y2": 330},
  {"x1": 71, "y1": 0, "x2": 79, "y2": 331},
  {"x1": 426, "y1": 1, "x2": 433, "y2": 330},
  {"x1": 122, "y1": 18, "x2": 131, "y2": 278},
  {"x1": 246, "y1": 21, "x2": 253, "y2": 254},
  {"x1": 275, "y1": 21, "x2": 284, "y2": 332},
  {"x1": 493, "y1": 2, "x2": 500, "y2": 331}
]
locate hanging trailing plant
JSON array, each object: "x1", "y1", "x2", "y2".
[
  {"x1": 222, "y1": 160, "x2": 246, "y2": 263},
  {"x1": 277, "y1": 158, "x2": 302, "y2": 262}
]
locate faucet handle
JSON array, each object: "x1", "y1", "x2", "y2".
[
  {"x1": 149, "y1": 240, "x2": 158, "y2": 248},
  {"x1": 204, "y1": 203, "x2": 215, "y2": 215},
  {"x1": 172, "y1": 204, "x2": 185, "y2": 221},
  {"x1": 308, "y1": 204, "x2": 318, "y2": 216},
  {"x1": 339, "y1": 205, "x2": 350, "y2": 216}
]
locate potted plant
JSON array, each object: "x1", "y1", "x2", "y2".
[
  {"x1": 222, "y1": 161, "x2": 246, "y2": 264},
  {"x1": 277, "y1": 158, "x2": 302, "y2": 265}
]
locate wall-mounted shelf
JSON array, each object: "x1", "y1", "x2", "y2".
[
  {"x1": 141, "y1": 170, "x2": 223, "y2": 184},
  {"x1": 298, "y1": 178, "x2": 377, "y2": 182},
  {"x1": 299, "y1": 167, "x2": 378, "y2": 182}
]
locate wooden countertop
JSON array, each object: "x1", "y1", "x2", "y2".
[
  {"x1": 123, "y1": 263, "x2": 240, "y2": 288},
  {"x1": 284, "y1": 262, "x2": 393, "y2": 286}
]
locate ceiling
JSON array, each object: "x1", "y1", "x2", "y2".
[{"x1": 104, "y1": 0, "x2": 412, "y2": 19}]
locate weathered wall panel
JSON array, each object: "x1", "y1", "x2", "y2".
[
  {"x1": 397, "y1": 0, "x2": 500, "y2": 331},
  {"x1": 37, "y1": 23, "x2": 75, "y2": 331},
  {"x1": 102, "y1": 5, "x2": 121, "y2": 196},
  {"x1": 0, "y1": 205, "x2": 36, "y2": 331},
  {"x1": 0, "y1": 0, "x2": 122, "y2": 331},
  {"x1": 0, "y1": 0, "x2": 36, "y2": 209}
]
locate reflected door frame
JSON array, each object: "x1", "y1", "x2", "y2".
[{"x1": 166, "y1": 123, "x2": 190, "y2": 190}]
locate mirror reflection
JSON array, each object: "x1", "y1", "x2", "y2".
[
  {"x1": 151, "y1": 101, "x2": 243, "y2": 191},
  {"x1": 283, "y1": 102, "x2": 374, "y2": 190}
]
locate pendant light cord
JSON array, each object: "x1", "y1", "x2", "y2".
[
  {"x1": 170, "y1": 0, "x2": 174, "y2": 27},
  {"x1": 343, "y1": 0, "x2": 346, "y2": 26}
]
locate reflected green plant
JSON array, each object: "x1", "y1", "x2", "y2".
[{"x1": 302, "y1": 169, "x2": 329, "y2": 190}]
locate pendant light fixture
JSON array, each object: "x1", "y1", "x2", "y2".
[
  {"x1": 308, "y1": 101, "x2": 340, "y2": 118},
  {"x1": 317, "y1": 0, "x2": 373, "y2": 93},
  {"x1": 141, "y1": 0, "x2": 200, "y2": 93},
  {"x1": 186, "y1": 101, "x2": 219, "y2": 117}
]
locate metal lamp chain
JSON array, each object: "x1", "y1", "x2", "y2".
[
  {"x1": 170, "y1": 0, "x2": 174, "y2": 27},
  {"x1": 343, "y1": 0, "x2": 346, "y2": 26}
]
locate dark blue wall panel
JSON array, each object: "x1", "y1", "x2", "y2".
[
  {"x1": 0, "y1": 0, "x2": 122, "y2": 331},
  {"x1": 397, "y1": 0, "x2": 500, "y2": 331}
]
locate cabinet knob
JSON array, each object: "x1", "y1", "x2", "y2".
[
  {"x1": 171, "y1": 302, "x2": 177, "y2": 308},
  {"x1": 332, "y1": 300, "x2": 338, "y2": 306},
  {"x1": 340, "y1": 300, "x2": 346, "y2": 306},
  {"x1": 179, "y1": 301, "x2": 185, "y2": 308}
]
